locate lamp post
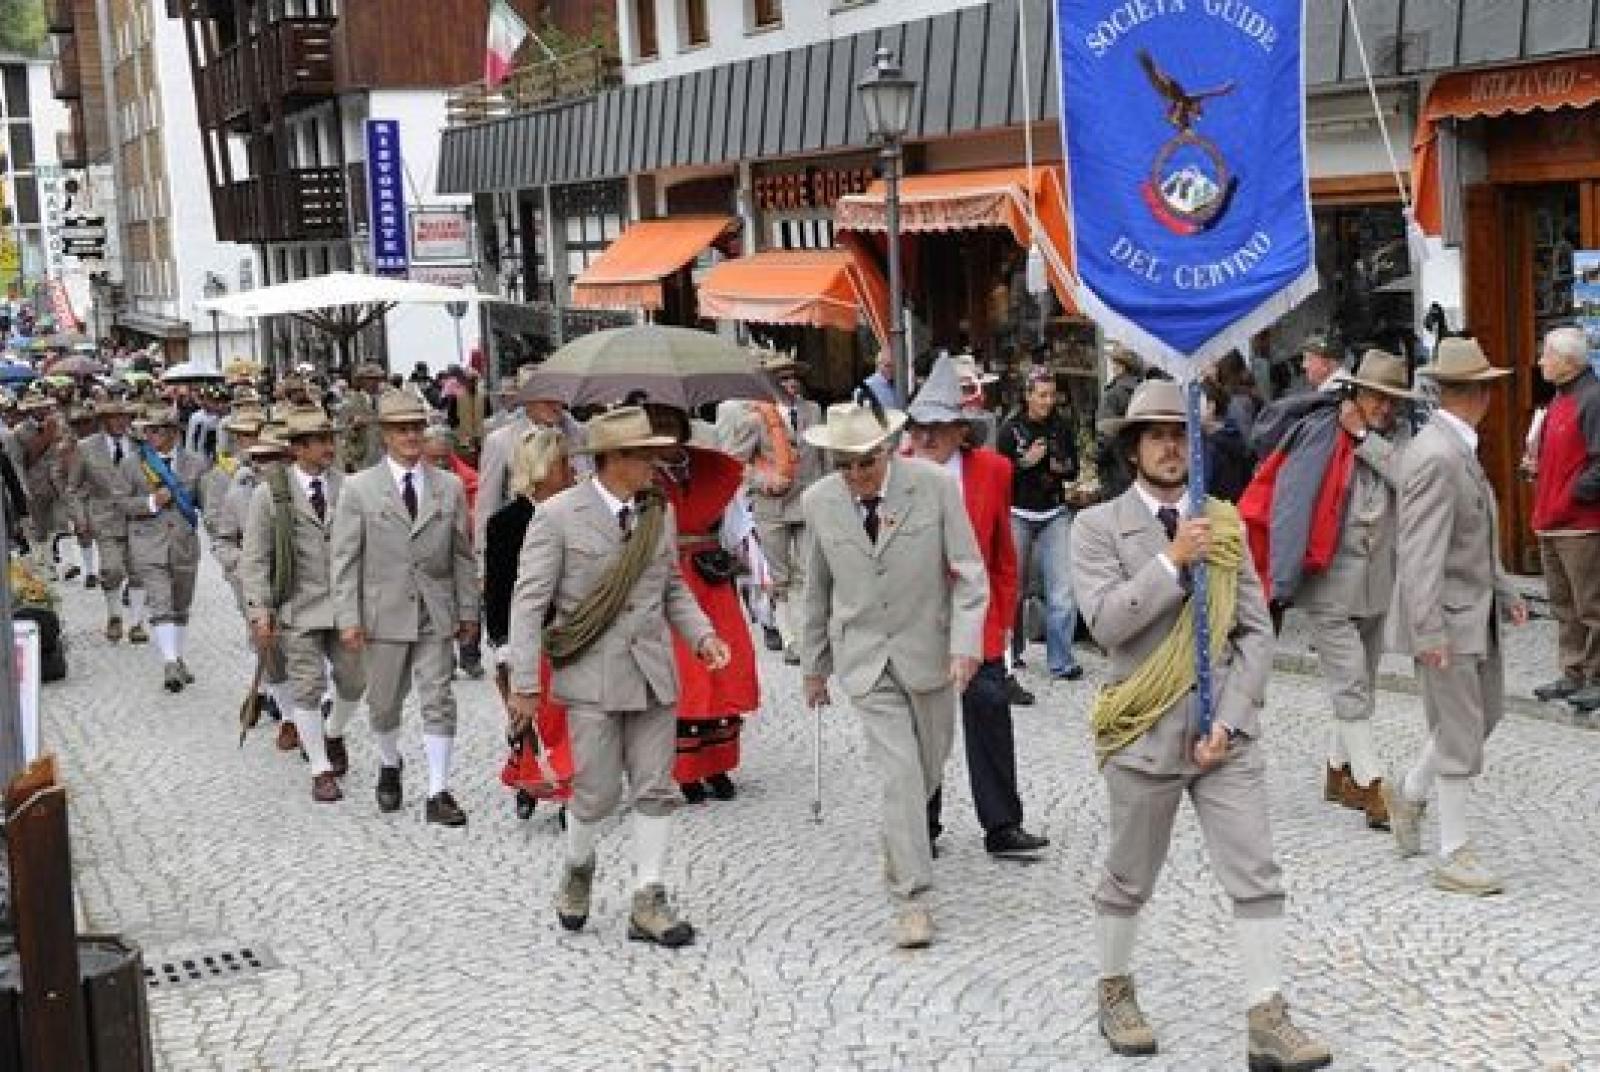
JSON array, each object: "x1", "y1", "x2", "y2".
[
  {"x1": 445, "y1": 298, "x2": 469, "y2": 368},
  {"x1": 201, "y1": 273, "x2": 227, "y2": 370},
  {"x1": 858, "y1": 47, "x2": 917, "y2": 406}
]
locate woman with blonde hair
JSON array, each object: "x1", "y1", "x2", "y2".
[{"x1": 484, "y1": 425, "x2": 576, "y2": 820}]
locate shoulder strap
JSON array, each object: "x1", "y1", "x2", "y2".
[{"x1": 266, "y1": 464, "x2": 296, "y2": 608}]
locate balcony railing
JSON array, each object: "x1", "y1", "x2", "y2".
[
  {"x1": 200, "y1": 17, "x2": 337, "y2": 130},
  {"x1": 217, "y1": 167, "x2": 348, "y2": 243},
  {"x1": 445, "y1": 46, "x2": 619, "y2": 127},
  {"x1": 51, "y1": 48, "x2": 81, "y2": 99},
  {"x1": 57, "y1": 128, "x2": 87, "y2": 169}
]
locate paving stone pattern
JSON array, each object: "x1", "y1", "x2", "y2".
[{"x1": 42, "y1": 563, "x2": 1600, "y2": 1071}]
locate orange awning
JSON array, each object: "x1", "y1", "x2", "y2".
[
  {"x1": 569, "y1": 216, "x2": 737, "y2": 311},
  {"x1": 834, "y1": 166, "x2": 1077, "y2": 313},
  {"x1": 698, "y1": 249, "x2": 867, "y2": 333},
  {"x1": 1413, "y1": 57, "x2": 1600, "y2": 235}
]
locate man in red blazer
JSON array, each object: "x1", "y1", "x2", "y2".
[{"x1": 907, "y1": 356, "x2": 1050, "y2": 858}]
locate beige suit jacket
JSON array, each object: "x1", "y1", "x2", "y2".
[
  {"x1": 126, "y1": 448, "x2": 207, "y2": 570},
  {"x1": 1071, "y1": 488, "x2": 1274, "y2": 751},
  {"x1": 241, "y1": 467, "x2": 345, "y2": 630},
  {"x1": 68, "y1": 433, "x2": 147, "y2": 541},
  {"x1": 1395, "y1": 417, "x2": 1518, "y2": 657},
  {"x1": 800, "y1": 458, "x2": 988, "y2": 700},
  {"x1": 474, "y1": 411, "x2": 590, "y2": 572},
  {"x1": 507, "y1": 479, "x2": 714, "y2": 710},
  {"x1": 1296, "y1": 433, "x2": 1404, "y2": 619},
  {"x1": 330, "y1": 460, "x2": 478, "y2": 641},
  {"x1": 735, "y1": 399, "x2": 825, "y2": 524}
]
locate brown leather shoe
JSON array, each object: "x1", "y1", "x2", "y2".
[
  {"x1": 311, "y1": 773, "x2": 342, "y2": 803},
  {"x1": 104, "y1": 617, "x2": 123, "y2": 643},
  {"x1": 325, "y1": 736, "x2": 349, "y2": 777},
  {"x1": 276, "y1": 721, "x2": 300, "y2": 752},
  {"x1": 1323, "y1": 764, "x2": 1351, "y2": 804},
  {"x1": 1337, "y1": 771, "x2": 1368, "y2": 811},
  {"x1": 127, "y1": 623, "x2": 148, "y2": 644},
  {"x1": 1358, "y1": 778, "x2": 1390, "y2": 830}
]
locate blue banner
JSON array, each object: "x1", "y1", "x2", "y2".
[
  {"x1": 1057, "y1": 0, "x2": 1316, "y2": 375},
  {"x1": 365, "y1": 119, "x2": 410, "y2": 277}
]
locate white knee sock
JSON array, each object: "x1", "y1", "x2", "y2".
[
  {"x1": 128, "y1": 588, "x2": 148, "y2": 627},
  {"x1": 632, "y1": 812, "x2": 673, "y2": 889},
  {"x1": 327, "y1": 697, "x2": 358, "y2": 738},
  {"x1": 1339, "y1": 721, "x2": 1381, "y2": 787},
  {"x1": 373, "y1": 729, "x2": 402, "y2": 767},
  {"x1": 774, "y1": 597, "x2": 794, "y2": 647},
  {"x1": 1404, "y1": 741, "x2": 1441, "y2": 802},
  {"x1": 174, "y1": 624, "x2": 187, "y2": 656},
  {"x1": 1234, "y1": 916, "x2": 1286, "y2": 1009},
  {"x1": 293, "y1": 707, "x2": 332, "y2": 776},
  {"x1": 82, "y1": 544, "x2": 97, "y2": 575},
  {"x1": 153, "y1": 623, "x2": 176, "y2": 662},
  {"x1": 1326, "y1": 725, "x2": 1349, "y2": 767},
  {"x1": 422, "y1": 733, "x2": 453, "y2": 797},
  {"x1": 103, "y1": 589, "x2": 122, "y2": 618},
  {"x1": 269, "y1": 682, "x2": 297, "y2": 717},
  {"x1": 1437, "y1": 776, "x2": 1471, "y2": 857},
  {"x1": 566, "y1": 817, "x2": 599, "y2": 867},
  {"x1": 1096, "y1": 913, "x2": 1140, "y2": 978}
]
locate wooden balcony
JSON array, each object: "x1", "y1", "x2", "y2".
[
  {"x1": 46, "y1": 0, "x2": 73, "y2": 32},
  {"x1": 217, "y1": 167, "x2": 348, "y2": 243},
  {"x1": 445, "y1": 46, "x2": 619, "y2": 127},
  {"x1": 51, "y1": 46, "x2": 81, "y2": 99},
  {"x1": 200, "y1": 17, "x2": 337, "y2": 131}
]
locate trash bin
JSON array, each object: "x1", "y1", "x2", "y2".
[{"x1": 0, "y1": 934, "x2": 154, "y2": 1071}]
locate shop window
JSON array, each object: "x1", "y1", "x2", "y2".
[
  {"x1": 13, "y1": 176, "x2": 37, "y2": 226},
  {"x1": 633, "y1": 0, "x2": 659, "y2": 59},
  {"x1": 681, "y1": 0, "x2": 709, "y2": 47},
  {"x1": 749, "y1": 0, "x2": 781, "y2": 31},
  {"x1": 2, "y1": 66, "x2": 27, "y2": 119}
]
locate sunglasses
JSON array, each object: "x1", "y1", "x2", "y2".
[{"x1": 833, "y1": 451, "x2": 884, "y2": 472}]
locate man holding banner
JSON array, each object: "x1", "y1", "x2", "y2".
[{"x1": 1058, "y1": 0, "x2": 1329, "y2": 1066}]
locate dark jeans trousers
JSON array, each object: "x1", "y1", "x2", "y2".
[{"x1": 928, "y1": 659, "x2": 1024, "y2": 839}]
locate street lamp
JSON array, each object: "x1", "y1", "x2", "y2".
[
  {"x1": 201, "y1": 273, "x2": 227, "y2": 370},
  {"x1": 445, "y1": 298, "x2": 470, "y2": 368},
  {"x1": 858, "y1": 46, "x2": 917, "y2": 405}
]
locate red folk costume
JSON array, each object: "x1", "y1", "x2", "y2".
[{"x1": 658, "y1": 445, "x2": 760, "y2": 784}]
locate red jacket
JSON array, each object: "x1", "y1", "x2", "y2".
[
  {"x1": 1533, "y1": 369, "x2": 1600, "y2": 533},
  {"x1": 959, "y1": 447, "x2": 1018, "y2": 661}
]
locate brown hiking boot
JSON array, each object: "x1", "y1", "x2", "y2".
[
  {"x1": 627, "y1": 883, "x2": 695, "y2": 947},
  {"x1": 276, "y1": 721, "x2": 300, "y2": 752},
  {"x1": 554, "y1": 860, "x2": 594, "y2": 932},
  {"x1": 104, "y1": 617, "x2": 123, "y2": 643},
  {"x1": 1247, "y1": 994, "x2": 1331, "y2": 1071},
  {"x1": 892, "y1": 904, "x2": 934, "y2": 949},
  {"x1": 1358, "y1": 777, "x2": 1390, "y2": 830},
  {"x1": 1098, "y1": 975, "x2": 1158, "y2": 1056},
  {"x1": 127, "y1": 624, "x2": 149, "y2": 644},
  {"x1": 1322, "y1": 764, "x2": 1350, "y2": 804}
]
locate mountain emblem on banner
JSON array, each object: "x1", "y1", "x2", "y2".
[{"x1": 1137, "y1": 50, "x2": 1238, "y2": 236}]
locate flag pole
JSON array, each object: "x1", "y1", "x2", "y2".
[{"x1": 1184, "y1": 380, "x2": 1215, "y2": 737}]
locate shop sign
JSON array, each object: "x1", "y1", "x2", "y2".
[
  {"x1": 410, "y1": 264, "x2": 477, "y2": 289},
  {"x1": 410, "y1": 209, "x2": 473, "y2": 262},
  {"x1": 365, "y1": 119, "x2": 410, "y2": 276},
  {"x1": 754, "y1": 166, "x2": 874, "y2": 213}
]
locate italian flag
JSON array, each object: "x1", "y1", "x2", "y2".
[{"x1": 485, "y1": 0, "x2": 530, "y2": 87}]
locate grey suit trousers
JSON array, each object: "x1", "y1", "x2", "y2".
[
  {"x1": 854, "y1": 668, "x2": 956, "y2": 903},
  {"x1": 283, "y1": 627, "x2": 366, "y2": 711},
  {"x1": 756, "y1": 517, "x2": 808, "y2": 595},
  {"x1": 564, "y1": 702, "x2": 678, "y2": 823},
  {"x1": 142, "y1": 565, "x2": 197, "y2": 625},
  {"x1": 1307, "y1": 611, "x2": 1386, "y2": 721},
  {"x1": 1418, "y1": 650, "x2": 1504, "y2": 777},
  {"x1": 364, "y1": 634, "x2": 458, "y2": 737},
  {"x1": 1097, "y1": 732, "x2": 1285, "y2": 919},
  {"x1": 98, "y1": 535, "x2": 131, "y2": 594}
]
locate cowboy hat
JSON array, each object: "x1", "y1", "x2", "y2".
[
  {"x1": 1340, "y1": 349, "x2": 1419, "y2": 400},
  {"x1": 282, "y1": 405, "x2": 335, "y2": 439},
  {"x1": 95, "y1": 398, "x2": 139, "y2": 417},
  {"x1": 134, "y1": 405, "x2": 182, "y2": 430},
  {"x1": 222, "y1": 412, "x2": 266, "y2": 435},
  {"x1": 352, "y1": 361, "x2": 388, "y2": 382},
  {"x1": 245, "y1": 431, "x2": 290, "y2": 457},
  {"x1": 375, "y1": 389, "x2": 430, "y2": 426},
  {"x1": 1417, "y1": 337, "x2": 1513, "y2": 384},
  {"x1": 1096, "y1": 379, "x2": 1187, "y2": 436},
  {"x1": 18, "y1": 393, "x2": 56, "y2": 413},
  {"x1": 906, "y1": 355, "x2": 972, "y2": 426},
  {"x1": 574, "y1": 405, "x2": 681, "y2": 455},
  {"x1": 802, "y1": 399, "x2": 907, "y2": 455}
]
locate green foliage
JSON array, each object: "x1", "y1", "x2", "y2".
[{"x1": 0, "y1": 0, "x2": 47, "y2": 57}]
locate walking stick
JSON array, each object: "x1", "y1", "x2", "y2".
[
  {"x1": 237, "y1": 656, "x2": 268, "y2": 747},
  {"x1": 811, "y1": 703, "x2": 823, "y2": 824}
]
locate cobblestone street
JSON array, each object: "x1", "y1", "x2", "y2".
[{"x1": 43, "y1": 562, "x2": 1600, "y2": 1071}]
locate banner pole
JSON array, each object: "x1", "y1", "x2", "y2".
[{"x1": 1184, "y1": 380, "x2": 1215, "y2": 737}]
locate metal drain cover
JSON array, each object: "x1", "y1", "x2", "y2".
[{"x1": 143, "y1": 945, "x2": 280, "y2": 992}]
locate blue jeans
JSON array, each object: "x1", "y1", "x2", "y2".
[{"x1": 1010, "y1": 510, "x2": 1080, "y2": 675}]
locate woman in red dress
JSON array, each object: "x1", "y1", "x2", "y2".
[{"x1": 655, "y1": 433, "x2": 761, "y2": 803}]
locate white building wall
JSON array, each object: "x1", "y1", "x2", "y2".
[{"x1": 619, "y1": 0, "x2": 991, "y2": 81}]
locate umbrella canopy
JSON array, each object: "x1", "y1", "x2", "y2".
[
  {"x1": 42, "y1": 354, "x2": 105, "y2": 377},
  {"x1": 161, "y1": 361, "x2": 225, "y2": 384},
  {"x1": 525, "y1": 326, "x2": 776, "y2": 411},
  {"x1": 0, "y1": 363, "x2": 35, "y2": 386}
]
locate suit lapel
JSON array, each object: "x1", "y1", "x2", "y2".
[
  {"x1": 872, "y1": 461, "x2": 917, "y2": 558},
  {"x1": 826, "y1": 477, "x2": 874, "y2": 556},
  {"x1": 1114, "y1": 488, "x2": 1170, "y2": 566},
  {"x1": 411, "y1": 468, "x2": 440, "y2": 534},
  {"x1": 578, "y1": 479, "x2": 624, "y2": 548}
]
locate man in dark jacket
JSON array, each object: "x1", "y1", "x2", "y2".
[
  {"x1": 1095, "y1": 345, "x2": 1142, "y2": 500},
  {"x1": 1530, "y1": 326, "x2": 1600, "y2": 711}
]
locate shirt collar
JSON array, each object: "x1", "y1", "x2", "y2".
[
  {"x1": 592, "y1": 477, "x2": 631, "y2": 519},
  {"x1": 943, "y1": 449, "x2": 965, "y2": 483},
  {"x1": 294, "y1": 463, "x2": 326, "y2": 494},
  {"x1": 1434, "y1": 409, "x2": 1479, "y2": 453},
  {"x1": 862, "y1": 459, "x2": 893, "y2": 504},
  {"x1": 1134, "y1": 479, "x2": 1186, "y2": 522},
  {"x1": 385, "y1": 455, "x2": 422, "y2": 488}
]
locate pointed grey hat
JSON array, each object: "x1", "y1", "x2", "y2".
[{"x1": 905, "y1": 355, "x2": 969, "y2": 426}]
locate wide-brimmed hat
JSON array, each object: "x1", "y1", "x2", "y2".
[
  {"x1": 1341, "y1": 348, "x2": 1420, "y2": 400},
  {"x1": 96, "y1": 398, "x2": 139, "y2": 417},
  {"x1": 1097, "y1": 379, "x2": 1187, "y2": 436},
  {"x1": 222, "y1": 412, "x2": 265, "y2": 435},
  {"x1": 67, "y1": 403, "x2": 96, "y2": 424},
  {"x1": 575, "y1": 405, "x2": 681, "y2": 455},
  {"x1": 758, "y1": 351, "x2": 810, "y2": 378},
  {"x1": 134, "y1": 405, "x2": 181, "y2": 430},
  {"x1": 282, "y1": 405, "x2": 335, "y2": 439},
  {"x1": 376, "y1": 389, "x2": 429, "y2": 426},
  {"x1": 352, "y1": 361, "x2": 388, "y2": 382},
  {"x1": 18, "y1": 393, "x2": 56, "y2": 413},
  {"x1": 1417, "y1": 337, "x2": 1513, "y2": 384},
  {"x1": 906, "y1": 356, "x2": 971, "y2": 426},
  {"x1": 246, "y1": 431, "x2": 290, "y2": 457},
  {"x1": 802, "y1": 399, "x2": 907, "y2": 455}
]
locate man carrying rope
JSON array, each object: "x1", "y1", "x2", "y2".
[{"x1": 1070, "y1": 379, "x2": 1330, "y2": 1071}]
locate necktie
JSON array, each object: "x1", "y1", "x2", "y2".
[
  {"x1": 618, "y1": 504, "x2": 633, "y2": 539},
  {"x1": 112, "y1": 438, "x2": 123, "y2": 466},
  {"x1": 310, "y1": 478, "x2": 326, "y2": 523},
  {"x1": 861, "y1": 496, "x2": 882, "y2": 542},
  {"x1": 788, "y1": 406, "x2": 800, "y2": 436},
  {"x1": 402, "y1": 471, "x2": 418, "y2": 519},
  {"x1": 1157, "y1": 506, "x2": 1180, "y2": 542}
]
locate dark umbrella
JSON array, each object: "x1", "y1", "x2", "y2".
[
  {"x1": 0, "y1": 363, "x2": 36, "y2": 386},
  {"x1": 524, "y1": 325, "x2": 776, "y2": 410},
  {"x1": 42, "y1": 354, "x2": 104, "y2": 378}
]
